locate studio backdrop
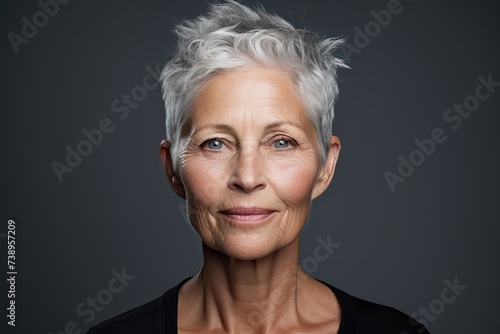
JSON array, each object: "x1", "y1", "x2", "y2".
[{"x1": 2, "y1": 0, "x2": 499, "y2": 333}]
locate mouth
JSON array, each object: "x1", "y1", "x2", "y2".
[{"x1": 220, "y1": 207, "x2": 276, "y2": 223}]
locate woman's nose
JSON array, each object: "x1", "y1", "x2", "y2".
[{"x1": 228, "y1": 147, "x2": 266, "y2": 193}]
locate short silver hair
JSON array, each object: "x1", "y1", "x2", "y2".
[{"x1": 160, "y1": 0, "x2": 347, "y2": 172}]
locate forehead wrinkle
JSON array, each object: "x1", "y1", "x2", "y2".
[
  {"x1": 192, "y1": 108, "x2": 312, "y2": 141},
  {"x1": 190, "y1": 67, "x2": 315, "y2": 140}
]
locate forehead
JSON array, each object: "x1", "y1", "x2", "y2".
[{"x1": 191, "y1": 67, "x2": 310, "y2": 126}]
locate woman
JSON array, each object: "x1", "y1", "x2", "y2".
[{"x1": 89, "y1": 1, "x2": 429, "y2": 333}]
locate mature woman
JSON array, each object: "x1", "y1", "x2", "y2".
[{"x1": 89, "y1": 1, "x2": 429, "y2": 333}]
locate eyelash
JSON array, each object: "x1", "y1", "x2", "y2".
[{"x1": 201, "y1": 136, "x2": 297, "y2": 151}]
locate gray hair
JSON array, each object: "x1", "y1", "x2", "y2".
[{"x1": 160, "y1": 0, "x2": 347, "y2": 172}]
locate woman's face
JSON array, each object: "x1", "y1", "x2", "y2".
[{"x1": 163, "y1": 67, "x2": 340, "y2": 260}]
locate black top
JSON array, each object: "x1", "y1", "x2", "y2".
[{"x1": 87, "y1": 278, "x2": 429, "y2": 333}]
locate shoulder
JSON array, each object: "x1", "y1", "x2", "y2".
[
  {"x1": 320, "y1": 281, "x2": 430, "y2": 334},
  {"x1": 349, "y1": 295, "x2": 429, "y2": 333},
  {"x1": 86, "y1": 295, "x2": 163, "y2": 334},
  {"x1": 86, "y1": 281, "x2": 181, "y2": 334}
]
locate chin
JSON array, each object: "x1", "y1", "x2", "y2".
[{"x1": 210, "y1": 233, "x2": 296, "y2": 261}]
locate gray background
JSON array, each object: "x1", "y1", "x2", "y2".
[{"x1": 2, "y1": 0, "x2": 499, "y2": 333}]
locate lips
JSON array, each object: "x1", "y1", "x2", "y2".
[{"x1": 220, "y1": 207, "x2": 276, "y2": 222}]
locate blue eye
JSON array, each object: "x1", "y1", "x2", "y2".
[
  {"x1": 274, "y1": 138, "x2": 290, "y2": 149},
  {"x1": 207, "y1": 139, "x2": 223, "y2": 149}
]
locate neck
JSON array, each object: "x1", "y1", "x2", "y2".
[
  {"x1": 203, "y1": 237, "x2": 303, "y2": 300},
  {"x1": 185, "y1": 238, "x2": 311, "y2": 332}
]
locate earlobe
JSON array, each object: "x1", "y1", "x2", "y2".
[
  {"x1": 312, "y1": 136, "x2": 341, "y2": 199},
  {"x1": 159, "y1": 140, "x2": 186, "y2": 199}
]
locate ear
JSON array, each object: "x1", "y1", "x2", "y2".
[
  {"x1": 312, "y1": 136, "x2": 341, "y2": 199},
  {"x1": 159, "y1": 140, "x2": 186, "y2": 199}
]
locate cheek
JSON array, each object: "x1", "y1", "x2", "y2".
[
  {"x1": 180, "y1": 158, "x2": 227, "y2": 206},
  {"x1": 268, "y1": 154, "x2": 319, "y2": 207},
  {"x1": 181, "y1": 150, "x2": 320, "y2": 208}
]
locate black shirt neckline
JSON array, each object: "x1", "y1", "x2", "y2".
[{"x1": 162, "y1": 277, "x2": 357, "y2": 334}]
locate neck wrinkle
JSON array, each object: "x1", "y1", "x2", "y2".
[{"x1": 197, "y1": 239, "x2": 305, "y2": 332}]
